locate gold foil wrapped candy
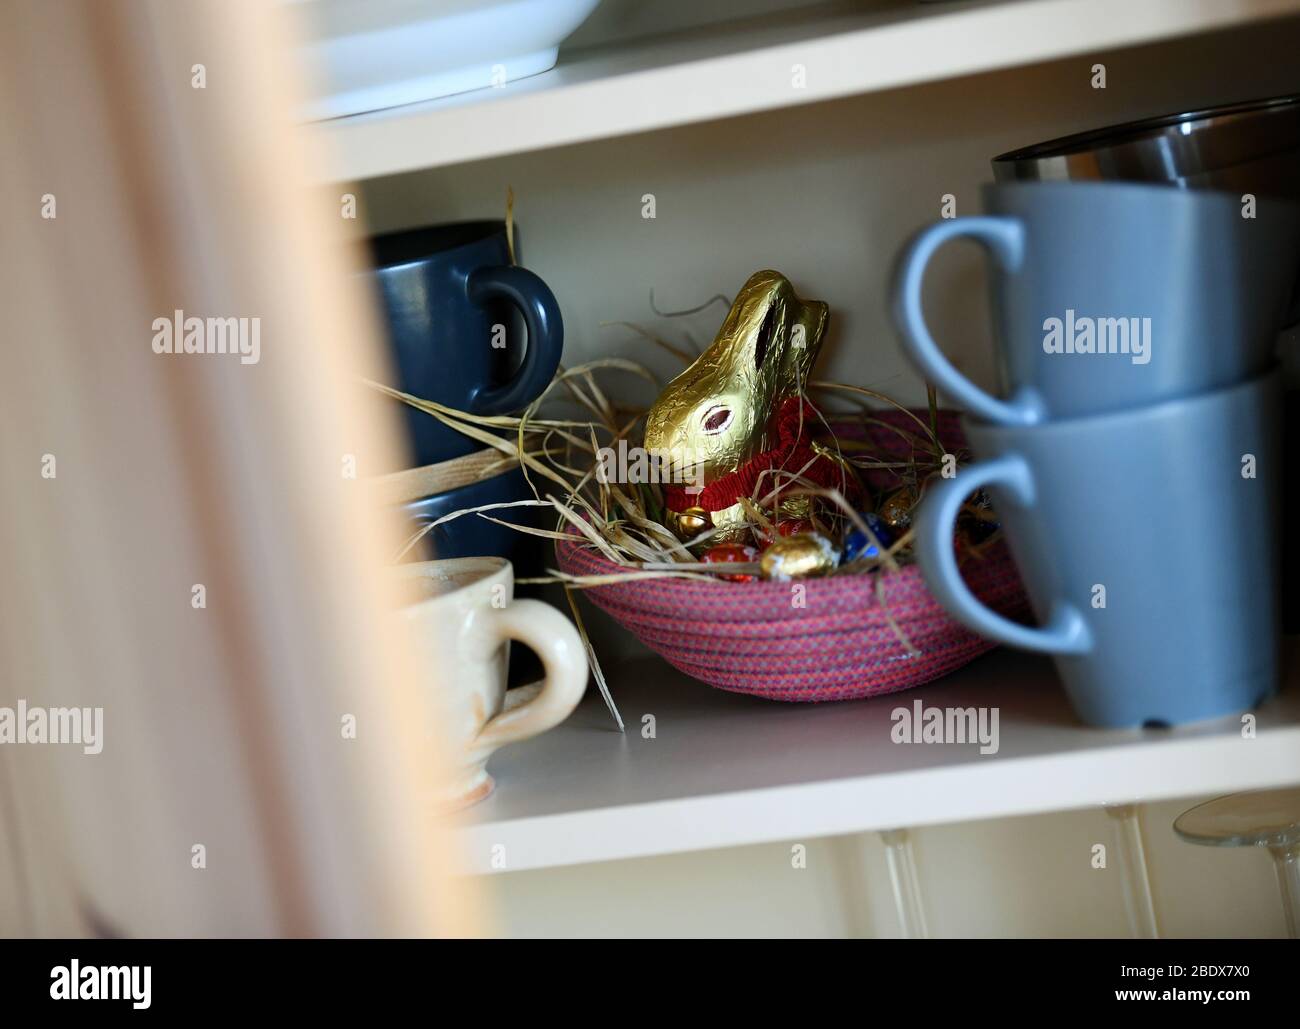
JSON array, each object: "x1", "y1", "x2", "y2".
[
  {"x1": 673, "y1": 507, "x2": 711, "y2": 538},
  {"x1": 759, "y1": 532, "x2": 841, "y2": 581},
  {"x1": 643, "y1": 270, "x2": 829, "y2": 542},
  {"x1": 878, "y1": 486, "x2": 918, "y2": 533}
]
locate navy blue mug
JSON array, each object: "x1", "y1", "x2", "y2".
[
  {"x1": 398, "y1": 467, "x2": 545, "y2": 578},
  {"x1": 369, "y1": 221, "x2": 563, "y2": 469}
]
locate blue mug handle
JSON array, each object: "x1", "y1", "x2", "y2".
[
  {"x1": 915, "y1": 455, "x2": 1091, "y2": 655},
  {"x1": 466, "y1": 265, "x2": 564, "y2": 415},
  {"x1": 892, "y1": 217, "x2": 1047, "y2": 427}
]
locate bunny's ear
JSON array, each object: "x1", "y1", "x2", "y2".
[
  {"x1": 787, "y1": 299, "x2": 828, "y2": 382},
  {"x1": 720, "y1": 269, "x2": 786, "y2": 372},
  {"x1": 753, "y1": 305, "x2": 779, "y2": 372}
]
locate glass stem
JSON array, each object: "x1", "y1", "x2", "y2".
[
  {"x1": 1269, "y1": 843, "x2": 1300, "y2": 939},
  {"x1": 880, "y1": 828, "x2": 930, "y2": 939},
  {"x1": 1105, "y1": 804, "x2": 1160, "y2": 938}
]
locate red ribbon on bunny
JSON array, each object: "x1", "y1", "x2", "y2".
[{"x1": 663, "y1": 397, "x2": 860, "y2": 515}]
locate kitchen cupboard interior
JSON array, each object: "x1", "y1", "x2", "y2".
[{"x1": 321, "y1": 0, "x2": 1300, "y2": 937}]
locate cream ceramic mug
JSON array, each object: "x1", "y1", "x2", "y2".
[{"x1": 393, "y1": 556, "x2": 587, "y2": 808}]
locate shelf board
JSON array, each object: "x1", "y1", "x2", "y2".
[
  {"x1": 315, "y1": 0, "x2": 1300, "y2": 182},
  {"x1": 453, "y1": 644, "x2": 1300, "y2": 874}
]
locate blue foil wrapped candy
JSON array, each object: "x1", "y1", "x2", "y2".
[{"x1": 844, "y1": 512, "x2": 894, "y2": 562}]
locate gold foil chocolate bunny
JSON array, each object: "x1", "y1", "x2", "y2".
[{"x1": 644, "y1": 270, "x2": 830, "y2": 542}]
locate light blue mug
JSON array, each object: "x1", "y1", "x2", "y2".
[
  {"x1": 893, "y1": 182, "x2": 1300, "y2": 425},
  {"x1": 915, "y1": 370, "x2": 1280, "y2": 728}
]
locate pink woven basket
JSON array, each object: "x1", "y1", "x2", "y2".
[{"x1": 554, "y1": 409, "x2": 1031, "y2": 702}]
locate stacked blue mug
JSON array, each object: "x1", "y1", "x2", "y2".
[
  {"x1": 366, "y1": 220, "x2": 563, "y2": 575},
  {"x1": 893, "y1": 179, "x2": 1300, "y2": 728}
]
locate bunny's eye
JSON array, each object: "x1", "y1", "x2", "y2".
[{"x1": 702, "y1": 405, "x2": 733, "y2": 435}]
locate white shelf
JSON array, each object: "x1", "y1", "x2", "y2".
[
  {"x1": 453, "y1": 643, "x2": 1300, "y2": 874},
  {"x1": 316, "y1": 0, "x2": 1300, "y2": 182}
]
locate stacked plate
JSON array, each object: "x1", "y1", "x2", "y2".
[{"x1": 290, "y1": 0, "x2": 604, "y2": 120}]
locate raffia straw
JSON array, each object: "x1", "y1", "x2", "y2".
[
  {"x1": 368, "y1": 381, "x2": 590, "y2": 505},
  {"x1": 366, "y1": 379, "x2": 584, "y2": 431},
  {"x1": 562, "y1": 585, "x2": 623, "y2": 731},
  {"x1": 516, "y1": 358, "x2": 660, "y2": 508},
  {"x1": 536, "y1": 357, "x2": 661, "y2": 402},
  {"x1": 551, "y1": 367, "x2": 604, "y2": 426},
  {"x1": 393, "y1": 498, "x2": 557, "y2": 562},
  {"x1": 579, "y1": 368, "x2": 616, "y2": 427},
  {"x1": 600, "y1": 320, "x2": 698, "y2": 364},
  {"x1": 471, "y1": 516, "x2": 584, "y2": 542},
  {"x1": 523, "y1": 568, "x2": 754, "y2": 586},
  {"x1": 876, "y1": 573, "x2": 920, "y2": 657},
  {"x1": 608, "y1": 489, "x2": 694, "y2": 561},
  {"x1": 649, "y1": 289, "x2": 731, "y2": 320},
  {"x1": 637, "y1": 561, "x2": 762, "y2": 573},
  {"x1": 809, "y1": 380, "x2": 943, "y2": 454},
  {"x1": 546, "y1": 496, "x2": 629, "y2": 565}
]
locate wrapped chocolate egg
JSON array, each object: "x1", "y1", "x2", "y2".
[
  {"x1": 776, "y1": 518, "x2": 812, "y2": 538},
  {"x1": 756, "y1": 518, "x2": 811, "y2": 545},
  {"x1": 843, "y1": 512, "x2": 894, "y2": 562},
  {"x1": 701, "y1": 543, "x2": 760, "y2": 582},
  {"x1": 878, "y1": 487, "x2": 918, "y2": 533},
  {"x1": 760, "y1": 531, "x2": 840, "y2": 581}
]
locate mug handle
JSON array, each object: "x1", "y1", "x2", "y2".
[
  {"x1": 915, "y1": 455, "x2": 1091, "y2": 654},
  {"x1": 472, "y1": 598, "x2": 587, "y2": 754},
  {"x1": 467, "y1": 265, "x2": 564, "y2": 415},
  {"x1": 892, "y1": 216, "x2": 1046, "y2": 427}
]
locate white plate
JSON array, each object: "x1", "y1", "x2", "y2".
[{"x1": 292, "y1": 0, "x2": 604, "y2": 121}]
